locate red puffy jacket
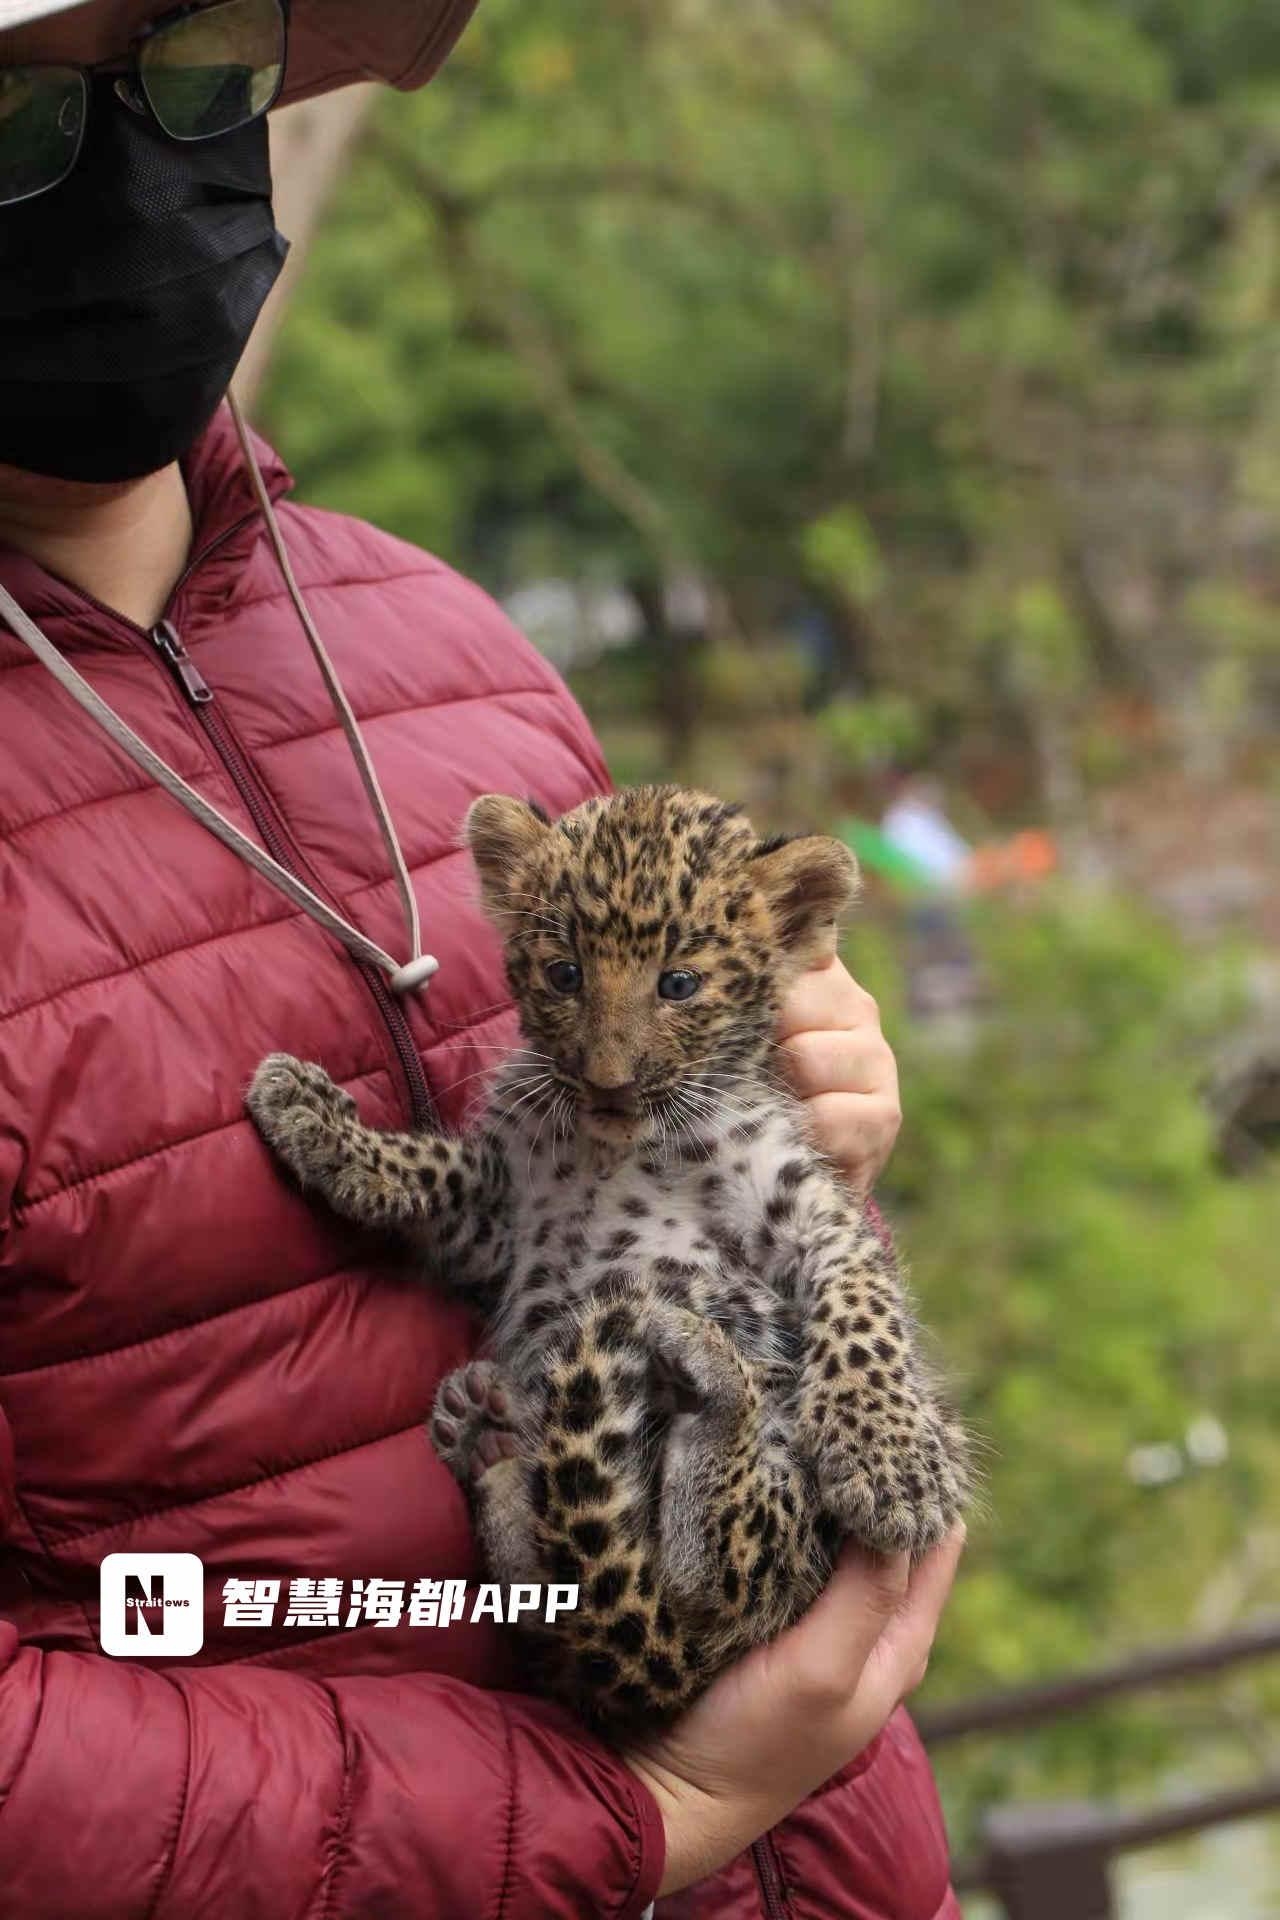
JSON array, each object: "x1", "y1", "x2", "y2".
[{"x1": 0, "y1": 409, "x2": 959, "y2": 1919}]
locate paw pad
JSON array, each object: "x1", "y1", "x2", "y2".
[{"x1": 431, "y1": 1362, "x2": 518, "y2": 1484}]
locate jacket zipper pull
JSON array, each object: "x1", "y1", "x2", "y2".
[{"x1": 150, "y1": 619, "x2": 213, "y2": 705}]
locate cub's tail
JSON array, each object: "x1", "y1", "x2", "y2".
[{"x1": 527, "y1": 1284, "x2": 808, "y2": 1727}]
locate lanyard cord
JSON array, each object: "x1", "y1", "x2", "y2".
[
  {"x1": 0, "y1": 402, "x2": 438, "y2": 996},
  {"x1": 227, "y1": 394, "x2": 425, "y2": 973}
]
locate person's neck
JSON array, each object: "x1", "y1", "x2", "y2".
[{"x1": 0, "y1": 461, "x2": 194, "y2": 630}]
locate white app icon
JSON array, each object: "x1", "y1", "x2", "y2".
[{"x1": 99, "y1": 1552, "x2": 205, "y2": 1658}]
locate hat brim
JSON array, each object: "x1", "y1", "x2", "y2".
[
  {"x1": 0, "y1": 0, "x2": 480, "y2": 103},
  {"x1": 281, "y1": 0, "x2": 479, "y2": 106},
  {"x1": 0, "y1": 0, "x2": 92, "y2": 27}
]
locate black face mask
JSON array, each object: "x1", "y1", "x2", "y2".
[{"x1": 0, "y1": 79, "x2": 289, "y2": 484}]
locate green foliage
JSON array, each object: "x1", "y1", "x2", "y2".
[
  {"x1": 851, "y1": 897, "x2": 1280, "y2": 1844},
  {"x1": 693, "y1": 639, "x2": 813, "y2": 721},
  {"x1": 1008, "y1": 586, "x2": 1089, "y2": 703},
  {"x1": 265, "y1": 0, "x2": 1280, "y2": 786},
  {"x1": 818, "y1": 690, "x2": 927, "y2": 772},
  {"x1": 802, "y1": 506, "x2": 886, "y2": 605}
]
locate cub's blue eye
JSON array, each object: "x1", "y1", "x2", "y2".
[
  {"x1": 658, "y1": 969, "x2": 701, "y2": 1002},
  {"x1": 545, "y1": 960, "x2": 583, "y2": 995}
]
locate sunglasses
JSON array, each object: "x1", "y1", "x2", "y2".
[{"x1": 0, "y1": 0, "x2": 287, "y2": 208}]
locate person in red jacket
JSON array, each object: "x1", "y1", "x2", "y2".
[{"x1": 0, "y1": 2, "x2": 964, "y2": 1915}]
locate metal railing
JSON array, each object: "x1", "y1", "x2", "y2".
[{"x1": 916, "y1": 1618, "x2": 1280, "y2": 1920}]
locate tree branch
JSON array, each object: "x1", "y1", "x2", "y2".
[{"x1": 371, "y1": 132, "x2": 686, "y2": 579}]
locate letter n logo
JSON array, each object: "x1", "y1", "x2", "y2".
[{"x1": 122, "y1": 1572, "x2": 166, "y2": 1638}]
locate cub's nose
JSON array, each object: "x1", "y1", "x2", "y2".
[{"x1": 583, "y1": 1076, "x2": 640, "y2": 1112}]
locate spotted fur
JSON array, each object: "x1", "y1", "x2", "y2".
[{"x1": 247, "y1": 786, "x2": 970, "y2": 1730}]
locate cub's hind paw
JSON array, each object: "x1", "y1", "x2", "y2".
[
  {"x1": 818, "y1": 1422, "x2": 967, "y2": 1558},
  {"x1": 246, "y1": 1053, "x2": 357, "y2": 1176},
  {"x1": 430, "y1": 1361, "x2": 519, "y2": 1485}
]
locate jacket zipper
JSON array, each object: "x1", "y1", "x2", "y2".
[
  {"x1": 19, "y1": 506, "x2": 438, "y2": 1129},
  {"x1": 148, "y1": 615, "x2": 437, "y2": 1132},
  {"x1": 752, "y1": 1834, "x2": 792, "y2": 1920}
]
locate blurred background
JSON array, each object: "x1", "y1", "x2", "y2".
[{"x1": 246, "y1": 2, "x2": 1279, "y2": 1911}]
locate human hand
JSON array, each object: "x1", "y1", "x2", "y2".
[
  {"x1": 623, "y1": 1528, "x2": 964, "y2": 1896},
  {"x1": 779, "y1": 956, "x2": 902, "y2": 1193}
]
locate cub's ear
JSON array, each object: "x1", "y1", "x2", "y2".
[
  {"x1": 749, "y1": 833, "x2": 860, "y2": 968},
  {"x1": 465, "y1": 794, "x2": 553, "y2": 927}
]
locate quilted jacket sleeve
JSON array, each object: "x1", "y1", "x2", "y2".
[
  {"x1": 0, "y1": 1644, "x2": 665, "y2": 1919},
  {"x1": 0, "y1": 1421, "x2": 663, "y2": 1920}
]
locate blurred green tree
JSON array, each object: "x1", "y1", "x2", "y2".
[
  {"x1": 264, "y1": 0, "x2": 1280, "y2": 791},
  {"x1": 851, "y1": 896, "x2": 1279, "y2": 1849}
]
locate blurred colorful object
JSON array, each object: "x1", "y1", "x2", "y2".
[
  {"x1": 837, "y1": 818, "x2": 935, "y2": 893},
  {"x1": 967, "y1": 830, "x2": 1058, "y2": 893},
  {"x1": 839, "y1": 819, "x2": 1058, "y2": 895}
]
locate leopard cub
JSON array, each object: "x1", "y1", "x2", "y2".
[{"x1": 248, "y1": 786, "x2": 969, "y2": 1730}]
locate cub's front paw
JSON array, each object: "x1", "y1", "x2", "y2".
[
  {"x1": 246, "y1": 1053, "x2": 358, "y2": 1179},
  {"x1": 816, "y1": 1413, "x2": 968, "y2": 1558}
]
